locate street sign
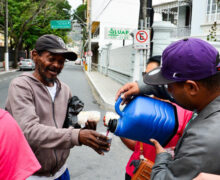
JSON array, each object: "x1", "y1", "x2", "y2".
[
  {"x1": 134, "y1": 30, "x2": 150, "y2": 49},
  {"x1": 50, "y1": 20, "x2": 71, "y2": 29}
]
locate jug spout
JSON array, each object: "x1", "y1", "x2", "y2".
[{"x1": 107, "y1": 119, "x2": 118, "y2": 133}]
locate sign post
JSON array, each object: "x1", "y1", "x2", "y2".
[
  {"x1": 132, "y1": 29, "x2": 151, "y2": 81},
  {"x1": 50, "y1": 20, "x2": 71, "y2": 29}
]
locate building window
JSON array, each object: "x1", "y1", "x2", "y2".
[{"x1": 206, "y1": 0, "x2": 220, "y2": 22}]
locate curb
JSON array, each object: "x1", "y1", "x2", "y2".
[
  {"x1": 84, "y1": 71, "x2": 115, "y2": 111},
  {"x1": 0, "y1": 69, "x2": 18, "y2": 75}
]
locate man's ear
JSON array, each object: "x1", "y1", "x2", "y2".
[
  {"x1": 32, "y1": 50, "x2": 38, "y2": 63},
  {"x1": 184, "y1": 80, "x2": 200, "y2": 96}
]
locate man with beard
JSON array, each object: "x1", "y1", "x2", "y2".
[{"x1": 5, "y1": 34, "x2": 110, "y2": 179}]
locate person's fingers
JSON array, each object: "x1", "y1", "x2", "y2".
[
  {"x1": 84, "y1": 138, "x2": 105, "y2": 155},
  {"x1": 89, "y1": 121, "x2": 96, "y2": 130},
  {"x1": 115, "y1": 87, "x2": 127, "y2": 101},
  {"x1": 115, "y1": 90, "x2": 122, "y2": 101},
  {"x1": 85, "y1": 120, "x2": 97, "y2": 130},
  {"x1": 81, "y1": 130, "x2": 109, "y2": 148},
  {"x1": 150, "y1": 138, "x2": 166, "y2": 154},
  {"x1": 115, "y1": 83, "x2": 133, "y2": 101}
]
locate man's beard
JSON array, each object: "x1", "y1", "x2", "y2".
[{"x1": 38, "y1": 66, "x2": 59, "y2": 84}]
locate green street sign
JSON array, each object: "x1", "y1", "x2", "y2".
[{"x1": 50, "y1": 20, "x2": 71, "y2": 29}]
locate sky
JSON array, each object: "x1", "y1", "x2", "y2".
[{"x1": 67, "y1": 0, "x2": 83, "y2": 11}]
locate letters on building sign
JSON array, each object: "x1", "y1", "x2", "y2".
[{"x1": 105, "y1": 27, "x2": 131, "y2": 40}]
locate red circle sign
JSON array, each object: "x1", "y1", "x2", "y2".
[{"x1": 136, "y1": 31, "x2": 148, "y2": 43}]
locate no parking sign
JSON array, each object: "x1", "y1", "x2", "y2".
[{"x1": 134, "y1": 30, "x2": 150, "y2": 49}]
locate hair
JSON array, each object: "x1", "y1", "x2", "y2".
[
  {"x1": 36, "y1": 50, "x2": 45, "y2": 56},
  {"x1": 197, "y1": 73, "x2": 220, "y2": 92},
  {"x1": 147, "y1": 55, "x2": 161, "y2": 65},
  {"x1": 197, "y1": 52, "x2": 220, "y2": 91}
]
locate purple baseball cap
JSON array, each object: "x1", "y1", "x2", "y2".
[{"x1": 144, "y1": 38, "x2": 220, "y2": 85}]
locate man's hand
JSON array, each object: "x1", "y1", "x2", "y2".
[
  {"x1": 79, "y1": 129, "x2": 110, "y2": 155},
  {"x1": 115, "y1": 82, "x2": 140, "y2": 105},
  {"x1": 193, "y1": 173, "x2": 220, "y2": 180},
  {"x1": 150, "y1": 139, "x2": 166, "y2": 154}
]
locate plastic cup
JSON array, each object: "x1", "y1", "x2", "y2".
[{"x1": 100, "y1": 131, "x2": 113, "y2": 152}]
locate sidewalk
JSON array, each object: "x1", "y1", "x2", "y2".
[
  {"x1": 85, "y1": 71, "x2": 123, "y2": 111},
  {"x1": 0, "y1": 67, "x2": 17, "y2": 75}
]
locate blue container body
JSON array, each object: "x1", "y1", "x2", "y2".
[{"x1": 114, "y1": 96, "x2": 178, "y2": 146}]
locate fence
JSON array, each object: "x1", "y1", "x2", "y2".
[{"x1": 97, "y1": 45, "x2": 135, "y2": 84}]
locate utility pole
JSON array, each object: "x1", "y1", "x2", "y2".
[
  {"x1": 4, "y1": 0, "x2": 9, "y2": 72},
  {"x1": 87, "y1": 0, "x2": 92, "y2": 72}
]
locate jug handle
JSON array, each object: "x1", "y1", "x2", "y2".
[{"x1": 115, "y1": 96, "x2": 123, "y2": 117}]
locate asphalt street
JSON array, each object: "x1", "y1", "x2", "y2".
[
  {"x1": 61, "y1": 63, "x2": 131, "y2": 180},
  {"x1": 0, "y1": 63, "x2": 131, "y2": 180}
]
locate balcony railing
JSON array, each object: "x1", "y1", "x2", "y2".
[
  {"x1": 205, "y1": 13, "x2": 220, "y2": 23},
  {"x1": 171, "y1": 26, "x2": 191, "y2": 38}
]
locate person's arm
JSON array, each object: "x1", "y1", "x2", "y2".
[
  {"x1": 115, "y1": 80, "x2": 175, "y2": 104},
  {"x1": 6, "y1": 79, "x2": 110, "y2": 155},
  {"x1": 6, "y1": 78, "x2": 81, "y2": 149},
  {"x1": 193, "y1": 173, "x2": 220, "y2": 180},
  {"x1": 150, "y1": 130, "x2": 218, "y2": 180},
  {"x1": 120, "y1": 137, "x2": 136, "y2": 151},
  {"x1": 115, "y1": 82, "x2": 140, "y2": 104}
]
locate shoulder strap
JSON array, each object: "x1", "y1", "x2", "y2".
[{"x1": 140, "y1": 142, "x2": 144, "y2": 155}]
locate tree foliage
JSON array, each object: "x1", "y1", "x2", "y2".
[
  {"x1": 72, "y1": 3, "x2": 87, "y2": 53},
  {"x1": 0, "y1": 0, "x2": 72, "y2": 67}
]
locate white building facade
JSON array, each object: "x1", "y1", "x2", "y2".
[
  {"x1": 153, "y1": 0, "x2": 220, "y2": 40},
  {"x1": 90, "y1": 0, "x2": 140, "y2": 50}
]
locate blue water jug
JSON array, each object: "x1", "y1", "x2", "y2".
[{"x1": 108, "y1": 96, "x2": 178, "y2": 146}]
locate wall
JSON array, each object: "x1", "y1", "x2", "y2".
[
  {"x1": 98, "y1": 45, "x2": 135, "y2": 84},
  {"x1": 191, "y1": 0, "x2": 207, "y2": 36},
  {"x1": 0, "y1": 47, "x2": 26, "y2": 66},
  {"x1": 178, "y1": 6, "x2": 186, "y2": 27},
  {"x1": 91, "y1": 0, "x2": 140, "y2": 50}
]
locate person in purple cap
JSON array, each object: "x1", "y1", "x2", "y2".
[
  {"x1": 142, "y1": 38, "x2": 220, "y2": 179},
  {"x1": 5, "y1": 34, "x2": 110, "y2": 179}
]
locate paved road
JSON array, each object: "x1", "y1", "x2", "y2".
[
  {"x1": 0, "y1": 63, "x2": 131, "y2": 180},
  {"x1": 60, "y1": 63, "x2": 131, "y2": 180},
  {"x1": 0, "y1": 70, "x2": 22, "y2": 108}
]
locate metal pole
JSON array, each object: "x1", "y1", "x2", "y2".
[
  {"x1": 4, "y1": 0, "x2": 9, "y2": 72},
  {"x1": 139, "y1": 20, "x2": 144, "y2": 79}
]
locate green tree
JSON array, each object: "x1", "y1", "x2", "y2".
[
  {"x1": 207, "y1": 21, "x2": 217, "y2": 42},
  {"x1": 0, "y1": 0, "x2": 72, "y2": 67}
]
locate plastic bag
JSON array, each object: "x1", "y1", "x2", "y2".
[{"x1": 63, "y1": 96, "x2": 84, "y2": 128}]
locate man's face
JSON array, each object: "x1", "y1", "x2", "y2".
[
  {"x1": 168, "y1": 82, "x2": 194, "y2": 110},
  {"x1": 146, "y1": 62, "x2": 159, "y2": 73},
  {"x1": 33, "y1": 51, "x2": 65, "y2": 86}
]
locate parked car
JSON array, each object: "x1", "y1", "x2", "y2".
[{"x1": 18, "y1": 59, "x2": 35, "y2": 71}]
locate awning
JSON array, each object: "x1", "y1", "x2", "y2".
[{"x1": 91, "y1": 21, "x2": 100, "y2": 33}]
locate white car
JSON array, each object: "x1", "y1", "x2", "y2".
[{"x1": 18, "y1": 59, "x2": 35, "y2": 71}]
